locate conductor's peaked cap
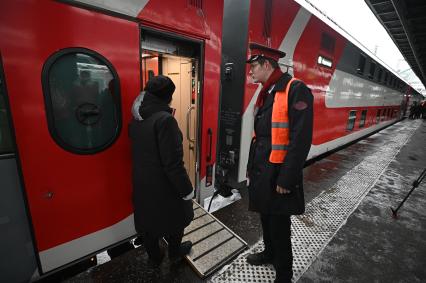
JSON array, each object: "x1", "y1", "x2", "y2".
[{"x1": 246, "y1": 43, "x2": 286, "y2": 63}]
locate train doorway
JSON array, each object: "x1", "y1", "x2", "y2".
[
  {"x1": 0, "y1": 55, "x2": 38, "y2": 281},
  {"x1": 141, "y1": 30, "x2": 201, "y2": 189}
]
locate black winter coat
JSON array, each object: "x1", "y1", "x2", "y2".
[
  {"x1": 247, "y1": 73, "x2": 313, "y2": 215},
  {"x1": 129, "y1": 94, "x2": 194, "y2": 236}
]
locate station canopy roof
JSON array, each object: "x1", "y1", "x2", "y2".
[{"x1": 365, "y1": 0, "x2": 426, "y2": 93}]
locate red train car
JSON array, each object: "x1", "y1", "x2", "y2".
[
  {"x1": 215, "y1": 0, "x2": 420, "y2": 191},
  {"x1": 0, "y1": 0, "x2": 223, "y2": 280}
]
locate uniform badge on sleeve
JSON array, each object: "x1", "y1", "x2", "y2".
[{"x1": 293, "y1": 101, "x2": 308, "y2": 110}]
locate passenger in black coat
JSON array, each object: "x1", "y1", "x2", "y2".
[
  {"x1": 129, "y1": 75, "x2": 194, "y2": 265},
  {"x1": 245, "y1": 43, "x2": 313, "y2": 283}
]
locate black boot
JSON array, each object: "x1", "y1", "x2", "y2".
[
  {"x1": 246, "y1": 250, "x2": 273, "y2": 265},
  {"x1": 168, "y1": 241, "x2": 192, "y2": 260},
  {"x1": 274, "y1": 276, "x2": 292, "y2": 283},
  {"x1": 147, "y1": 249, "x2": 164, "y2": 268},
  {"x1": 274, "y1": 266, "x2": 293, "y2": 283}
]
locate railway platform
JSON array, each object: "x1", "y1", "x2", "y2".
[{"x1": 65, "y1": 118, "x2": 426, "y2": 283}]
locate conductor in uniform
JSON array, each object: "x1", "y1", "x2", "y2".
[{"x1": 245, "y1": 43, "x2": 313, "y2": 283}]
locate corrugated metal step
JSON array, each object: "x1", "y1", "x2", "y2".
[{"x1": 183, "y1": 201, "x2": 248, "y2": 278}]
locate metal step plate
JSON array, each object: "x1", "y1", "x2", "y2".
[{"x1": 183, "y1": 201, "x2": 248, "y2": 278}]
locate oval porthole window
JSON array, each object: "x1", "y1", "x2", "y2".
[{"x1": 42, "y1": 48, "x2": 121, "y2": 154}]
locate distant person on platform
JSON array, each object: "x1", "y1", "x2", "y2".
[
  {"x1": 245, "y1": 43, "x2": 313, "y2": 283},
  {"x1": 129, "y1": 75, "x2": 194, "y2": 266}
]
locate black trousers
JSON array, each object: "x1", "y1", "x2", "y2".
[
  {"x1": 142, "y1": 230, "x2": 184, "y2": 260},
  {"x1": 261, "y1": 213, "x2": 293, "y2": 282}
]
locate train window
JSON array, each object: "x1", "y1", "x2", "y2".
[
  {"x1": 346, "y1": 110, "x2": 357, "y2": 131},
  {"x1": 368, "y1": 62, "x2": 376, "y2": 79},
  {"x1": 317, "y1": 55, "x2": 333, "y2": 68},
  {"x1": 377, "y1": 68, "x2": 383, "y2": 82},
  {"x1": 384, "y1": 72, "x2": 389, "y2": 85},
  {"x1": 381, "y1": 109, "x2": 386, "y2": 121},
  {"x1": 376, "y1": 109, "x2": 381, "y2": 123},
  {"x1": 0, "y1": 76, "x2": 14, "y2": 154},
  {"x1": 357, "y1": 55, "x2": 366, "y2": 75},
  {"x1": 320, "y1": 32, "x2": 335, "y2": 54},
  {"x1": 263, "y1": 0, "x2": 272, "y2": 39},
  {"x1": 42, "y1": 49, "x2": 121, "y2": 154},
  {"x1": 359, "y1": 110, "x2": 367, "y2": 128}
]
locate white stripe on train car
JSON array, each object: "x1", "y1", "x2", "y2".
[
  {"x1": 237, "y1": 85, "x2": 261, "y2": 183},
  {"x1": 237, "y1": 6, "x2": 312, "y2": 183},
  {"x1": 308, "y1": 119, "x2": 397, "y2": 160},
  {"x1": 39, "y1": 214, "x2": 136, "y2": 272},
  {"x1": 278, "y1": 7, "x2": 312, "y2": 76},
  {"x1": 71, "y1": 0, "x2": 149, "y2": 17},
  {"x1": 326, "y1": 69, "x2": 404, "y2": 108}
]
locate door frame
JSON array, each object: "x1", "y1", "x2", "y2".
[
  {"x1": 139, "y1": 26, "x2": 205, "y2": 200},
  {"x1": 0, "y1": 53, "x2": 42, "y2": 275}
]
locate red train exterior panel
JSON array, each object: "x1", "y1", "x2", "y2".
[{"x1": 0, "y1": 0, "x2": 224, "y2": 274}]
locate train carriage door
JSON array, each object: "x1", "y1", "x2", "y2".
[
  {"x1": 141, "y1": 30, "x2": 201, "y2": 189},
  {"x1": 0, "y1": 1, "x2": 141, "y2": 274},
  {"x1": 0, "y1": 55, "x2": 38, "y2": 282},
  {"x1": 162, "y1": 56, "x2": 198, "y2": 185}
]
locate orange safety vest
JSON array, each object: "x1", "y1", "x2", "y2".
[{"x1": 270, "y1": 78, "x2": 298, "y2": 163}]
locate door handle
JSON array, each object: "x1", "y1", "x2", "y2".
[
  {"x1": 207, "y1": 128, "x2": 212, "y2": 162},
  {"x1": 186, "y1": 105, "x2": 196, "y2": 142}
]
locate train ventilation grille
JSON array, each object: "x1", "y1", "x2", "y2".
[{"x1": 189, "y1": 0, "x2": 203, "y2": 10}]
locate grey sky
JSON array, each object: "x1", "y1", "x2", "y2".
[{"x1": 303, "y1": 0, "x2": 426, "y2": 96}]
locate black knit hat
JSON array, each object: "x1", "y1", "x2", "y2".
[{"x1": 144, "y1": 75, "x2": 175, "y2": 103}]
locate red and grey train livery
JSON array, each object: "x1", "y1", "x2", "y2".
[
  {"x1": 216, "y1": 0, "x2": 421, "y2": 190},
  {"x1": 0, "y1": 0, "x2": 421, "y2": 281}
]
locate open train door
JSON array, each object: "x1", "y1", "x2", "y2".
[
  {"x1": 140, "y1": 29, "x2": 202, "y2": 198},
  {"x1": 0, "y1": 1, "x2": 141, "y2": 275}
]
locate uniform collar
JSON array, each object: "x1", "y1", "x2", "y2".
[{"x1": 273, "y1": 72, "x2": 293, "y2": 92}]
